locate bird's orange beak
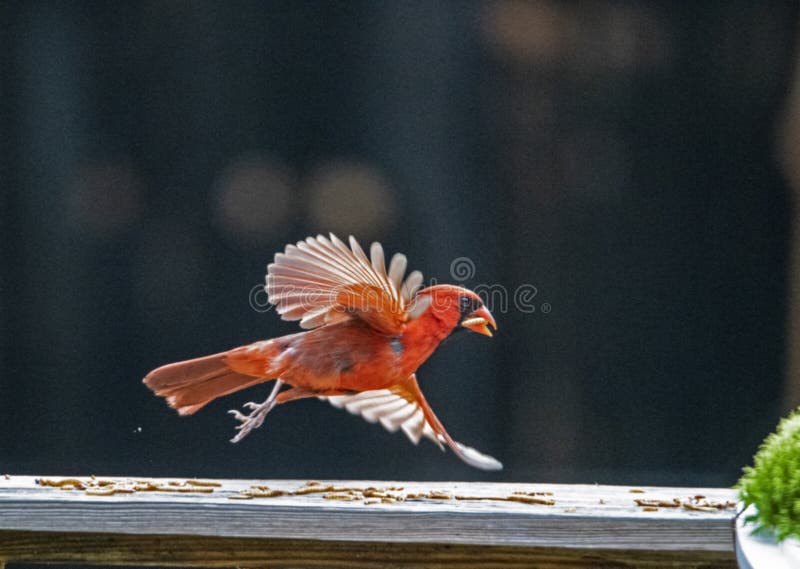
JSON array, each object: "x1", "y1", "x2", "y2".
[{"x1": 460, "y1": 306, "x2": 497, "y2": 337}]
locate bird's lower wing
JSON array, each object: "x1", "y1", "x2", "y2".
[{"x1": 318, "y1": 374, "x2": 502, "y2": 471}]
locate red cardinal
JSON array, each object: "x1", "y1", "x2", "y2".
[{"x1": 143, "y1": 234, "x2": 500, "y2": 470}]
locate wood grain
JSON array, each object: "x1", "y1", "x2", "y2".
[
  {"x1": 0, "y1": 532, "x2": 737, "y2": 568},
  {"x1": 0, "y1": 476, "x2": 739, "y2": 568}
]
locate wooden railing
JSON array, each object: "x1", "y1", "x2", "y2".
[{"x1": 0, "y1": 475, "x2": 738, "y2": 568}]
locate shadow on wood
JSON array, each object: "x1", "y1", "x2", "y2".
[{"x1": 0, "y1": 531, "x2": 738, "y2": 569}]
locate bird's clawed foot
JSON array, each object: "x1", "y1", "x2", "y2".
[
  {"x1": 228, "y1": 400, "x2": 274, "y2": 442},
  {"x1": 227, "y1": 379, "x2": 284, "y2": 443}
]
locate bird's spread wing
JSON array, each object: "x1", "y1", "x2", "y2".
[
  {"x1": 319, "y1": 389, "x2": 442, "y2": 448},
  {"x1": 318, "y1": 374, "x2": 502, "y2": 471},
  {"x1": 267, "y1": 233, "x2": 424, "y2": 335}
]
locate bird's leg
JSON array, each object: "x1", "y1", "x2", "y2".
[{"x1": 228, "y1": 379, "x2": 284, "y2": 443}]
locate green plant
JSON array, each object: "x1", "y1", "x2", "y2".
[{"x1": 738, "y1": 408, "x2": 800, "y2": 541}]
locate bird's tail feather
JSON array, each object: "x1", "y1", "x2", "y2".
[{"x1": 143, "y1": 350, "x2": 271, "y2": 415}]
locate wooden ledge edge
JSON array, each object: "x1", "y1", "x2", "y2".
[{"x1": 0, "y1": 530, "x2": 737, "y2": 568}]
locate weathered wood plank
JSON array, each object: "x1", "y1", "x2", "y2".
[
  {"x1": 0, "y1": 476, "x2": 738, "y2": 568},
  {"x1": 0, "y1": 531, "x2": 737, "y2": 568}
]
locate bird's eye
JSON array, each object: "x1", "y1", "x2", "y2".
[{"x1": 459, "y1": 296, "x2": 480, "y2": 315}]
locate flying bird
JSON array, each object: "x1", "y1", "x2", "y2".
[{"x1": 143, "y1": 234, "x2": 501, "y2": 470}]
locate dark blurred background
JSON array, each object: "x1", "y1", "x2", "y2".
[{"x1": 2, "y1": 1, "x2": 799, "y2": 487}]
